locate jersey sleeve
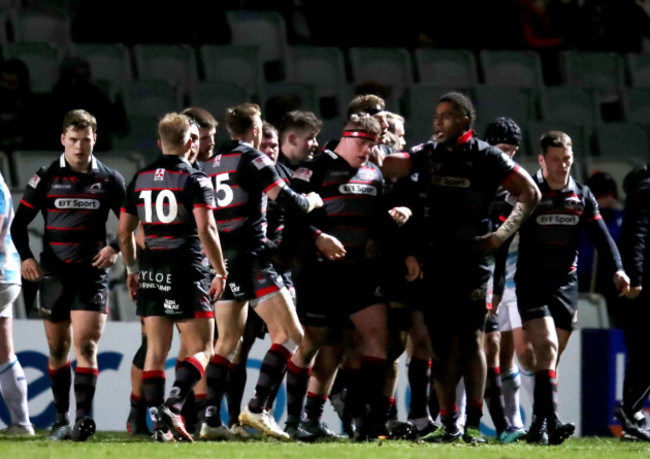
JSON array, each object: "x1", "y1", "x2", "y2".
[
  {"x1": 583, "y1": 186, "x2": 624, "y2": 273},
  {"x1": 241, "y1": 151, "x2": 285, "y2": 194},
  {"x1": 188, "y1": 171, "x2": 216, "y2": 209},
  {"x1": 621, "y1": 177, "x2": 650, "y2": 286},
  {"x1": 110, "y1": 169, "x2": 127, "y2": 217},
  {"x1": 10, "y1": 167, "x2": 48, "y2": 261},
  {"x1": 121, "y1": 174, "x2": 139, "y2": 216},
  {"x1": 492, "y1": 148, "x2": 518, "y2": 183}
]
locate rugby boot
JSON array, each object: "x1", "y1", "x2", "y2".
[
  {"x1": 71, "y1": 417, "x2": 96, "y2": 442},
  {"x1": 157, "y1": 404, "x2": 193, "y2": 442},
  {"x1": 420, "y1": 424, "x2": 462, "y2": 443},
  {"x1": 526, "y1": 416, "x2": 549, "y2": 445},
  {"x1": 408, "y1": 417, "x2": 440, "y2": 439},
  {"x1": 284, "y1": 416, "x2": 317, "y2": 442},
  {"x1": 463, "y1": 426, "x2": 487, "y2": 444},
  {"x1": 498, "y1": 425, "x2": 527, "y2": 444},
  {"x1": 199, "y1": 422, "x2": 235, "y2": 441},
  {"x1": 300, "y1": 419, "x2": 341, "y2": 441},
  {"x1": 127, "y1": 409, "x2": 151, "y2": 436},
  {"x1": 229, "y1": 422, "x2": 254, "y2": 439},
  {"x1": 615, "y1": 405, "x2": 650, "y2": 442},
  {"x1": 48, "y1": 421, "x2": 72, "y2": 441},
  {"x1": 547, "y1": 418, "x2": 575, "y2": 445},
  {"x1": 0, "y1": 424, "x2": 35, "y2": 436},
  {"x1": 239, "y1": 406, "x2": 290, "y2": 441},
  {"x1": 385, "y1": 419, "x2": 418, "y2": 440}
]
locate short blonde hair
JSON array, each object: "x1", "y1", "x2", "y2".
[{"x1": 158, "y1": 113, "x2": 191, "y2": 148}]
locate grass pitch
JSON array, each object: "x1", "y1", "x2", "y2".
[{"x1": 1, "y1": 431, "x2": 650, "y2": 459}]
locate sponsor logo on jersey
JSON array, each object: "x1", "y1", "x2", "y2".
[
  {"x1": 198, "y1": 176, "x2": 212, "y2": 190},
  {"x1": 28, "y1": 174, "x2": 41, "y2": 189},
  {"x1": 252, "y1": 155, "x2": 273, "y2": 170},
  {"x1": 339, "y1": 184, "x2": 378, "y2": 196},
  {"x1": 356, "y1": 168, "x2": 376, "y2": 181},
  {"x1": 154, "y1": 168, "x2": 165, "y2": 181},
  {"x1": 89, "y1": 182, "x2": 103, "y2": 191},
  {"x1": 293, "y1": 167, "x2": 313, "y2": 182},
  {"x1": 54, "y1": 198, "x2": 100, "y2": 209},
  {"x1": 431, "y1": 175, "x2": 471, "y2": 188},
  {"x1": 51, "y1": 183, "x2": 72, "y2": 190},
  {"x1": 214, "y1": 155, "x2": 222, "y2": 166},
  {"x1": 536, "y1": 214, "x2": 579, "y2": 225}
]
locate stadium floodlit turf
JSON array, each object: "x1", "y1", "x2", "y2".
[{"x1": 1, "y1": 432, "x2": 649, "y2": 459}]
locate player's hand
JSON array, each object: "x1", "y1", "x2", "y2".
[
  {"x1": 209, "y1": 276, "x2": 226, "y2": 302},
  {"x1": 625, "y1": 285, "x2": 642, "y2": 300},
  {"x1": 389, "y1": 206, "x2": 412, "y2": 225},
  {"x1": 315, "y1": 233, "x2": 346, "y2": 261},
  {"x1": 472, "y1": 232, "x2": 504, "y2": 255},
  {"x1": 305, "y1": 192, "x2": 323, "y2": 212},
  {"x1": 614, "y1": 270, "x2": 631, "y2": 296},
  {"x1": 21, "y1": 258, "x2": 44, "y2": 282},
  {"x1": 126, "y1": 273, "x2": 139, "y2": 303},
  {"x1": 368, "y1": 145, "x2": 385, "y2": 167},
  {"x1": 92, "y1": 246, "x2": 119, "y2": 269},
  {"x1": 405, "y1": 256, "x2": 423, "y2": 281},
  {"x1": 488, "y1": 293, "x2": 501, "y2": 318}
]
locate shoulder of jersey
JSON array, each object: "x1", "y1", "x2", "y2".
[{"x1": 410, "y1": 141, "x2": 435, "y2": 153}]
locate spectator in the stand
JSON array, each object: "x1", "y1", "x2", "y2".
[{"x1": 577, "y1": 171, "x2": 625, "y2": 327}]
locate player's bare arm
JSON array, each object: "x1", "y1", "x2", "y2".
[{"x1": 476, "y1": 168, "x2": 540, "y2": 253}]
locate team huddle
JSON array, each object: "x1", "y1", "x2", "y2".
[{"x1": 2, "y1": 89, "x2": 647, "y2": 446}]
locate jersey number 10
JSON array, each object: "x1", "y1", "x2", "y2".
[{"x1": 139, "y1": 189, "x2": 178, "y2": 223}]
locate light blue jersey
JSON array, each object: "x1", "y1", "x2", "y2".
[{"x1": 0, "y1": 173, "x2": 21, "y2": 285}]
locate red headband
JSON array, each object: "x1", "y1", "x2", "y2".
[{"x1": 343, "y1": 130, "x2": 378, "y2": 142}]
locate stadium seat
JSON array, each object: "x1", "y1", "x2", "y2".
[
  {"x1": 8, "y1": 7, "x2": 73, "y2": 54},
  {"x1": 626, "y1": 52, "x2": 650, "y2": 88},
  {"x1": 539, "y1": 86, "x2": 600, "y2": 126},
  {"x1": 348, "y1": 46, "x2": 414, "y2": 101},
  {"x1": 414, "y1": 48, "x2": 479, "y2": 87},
  {"x1": 123, "y1": 80, "x2": 181, "y2": 117},
  {"x1": 560, "y1": 51, "x2": 625, "y2": 90},
  {"x1": 199, "y1": 44, "x2": 263, "y2": 99},
  {"x1": 1, "y1": 41, "x2": 63, "y2": 93},
  {"x1": 622, "y1": 87, "x2": 650, "y2": 124},
  {"x1": 73, "y1": 42, "x2": 133, "y2": 94},
  {"x1": 479, "y1": 50, "x2": 544, "y2": 88},
  {"x1": 287, "y1": 46, "x2": 351, "y2": 119},
  {"x1": 225, "y1": 10, "x2": 290, "y2": 81},
  {"x1": 594, "y1": 122, "x2": 650, "y2": 160},
  {"x1": 132, "y1": 43, "x2": 198, "y2": 97},
  {"x1": 474, "y1": 86, "x2": 539, "y2": 138},
  {"x1": 111, "y1": 115, "x2": 161, "y2": 164}
]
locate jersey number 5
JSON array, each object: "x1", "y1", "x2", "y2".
[
  {"x1": 139, "y1": 189, "x2": 178, "y2": 223},
  {"x1": 214, "y1": 173, "x2": 234, "y2": 207}
]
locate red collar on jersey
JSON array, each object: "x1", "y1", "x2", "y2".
[{"x1": 456, "y1": 130, "x2": 473, "y2": 145}]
